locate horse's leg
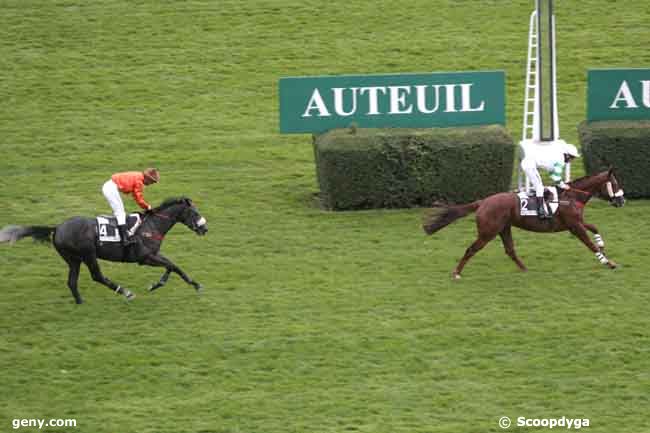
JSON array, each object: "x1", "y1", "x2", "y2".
[
  {"x1": 583, "y1": 222, "x2": 605, "y2": 251},
  {"x1": 67, "y1": 260, "x2": 83, "y2": 304},
  {"x1": 63, "y1": 256, "x2": 83, "y2": 304},
  {"x1": 569, "y1": 224, "x2": 617, "y2": 269},
  {"x1": 55, "y1": 245, "x2": 84, "y2": 304},
  {"x1": 452, "y1": 236, "x2": 494, "y2": 279},
  {"x1": 452, "y1": 210, "x2": 502, "y2": 279},
  {"x1": 149, "y1": 269, "x2": 172, "y2": 292},
  {"x1": 83, "y1": 256, "x2": 136, "y2": 300},
  {"x1": 499, "y1": 225, "x2": 528, "y2": 272},
  {"x1": 141, "y1": 254, "x2": 202, "y2": 292}
]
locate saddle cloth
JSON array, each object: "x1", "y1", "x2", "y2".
[
  {"x1": 517, "y1": 187, "x2": 560, "y2": 217},
  {"x1": 96, "y1": 214, "x2": 142, "y2": 243}
]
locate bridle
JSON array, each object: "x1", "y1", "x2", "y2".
[
  {"x1": 605, "y1": 180, "x2": 625, "y2": 200},
  {"x1": 180, "y1": 206, "x2": 207, "y2": 233},
  {"x1": 566, "y1": 173, "x2": 625, "y2": 206}
]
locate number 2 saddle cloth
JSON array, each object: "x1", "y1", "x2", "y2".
[{"x1": 517, "y1": 187, "x2": 560, "y2": 217}]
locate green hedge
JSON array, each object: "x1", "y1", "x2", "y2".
[
  {"x1": 578, "y1": 120, "x2": 650, "y2": 198},
  {"x1": 313, "y1": 125, "x2": 515, "y2": 210}
]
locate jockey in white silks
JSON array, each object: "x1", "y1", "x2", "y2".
[{"x1": 521, "y1": 142, "x2": 580, "y2": 219}]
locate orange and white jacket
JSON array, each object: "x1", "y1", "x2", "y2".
[{"x1": 111, "y1": 172, "x2": 151, "y2": 210}]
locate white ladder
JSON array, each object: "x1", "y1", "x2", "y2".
[
  {"x1": 518, "y1": 11, "x2": 539, "y2": 192},
  {"x1": 518, "y1": 2, "x2": 573, "y2": 193},
  {"x1": 522, "y1": 11, "x2": 538, "y2": 143}
]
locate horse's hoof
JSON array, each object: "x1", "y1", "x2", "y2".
[
  {"x1": 608, "y1": 261, "x2": 618, "y2": 269},
  {"x1": 195, "y1": 283, "x2": 203, "y2": 293},
  {"x1": 125, "y1": 291, "x2": 136, "y2": 301},
  {"x1": 451, "y1": 272, "x2": 461, "y2": 280}
]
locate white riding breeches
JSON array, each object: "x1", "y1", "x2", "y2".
[
  {"x1": 102, "y1": 180, "x2": 126, "y2": 225},
  {"x1": 521, "y1": 158, "x2": 544, "y2": 198}
]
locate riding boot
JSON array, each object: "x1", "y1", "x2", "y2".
[
  {"x1": 118, "y1": 224, "x2": 135, "y2": 246},
  {"x1": 537, "y1": 198, "x2": 550, "y2": 220}
]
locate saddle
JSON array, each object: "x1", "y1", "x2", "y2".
[
  {"x1": 517, "y1": 187, "x2": 560, "y2": 217},
  {"x1": 96, "y1": 213, "x2": 143, "y2": 243}
]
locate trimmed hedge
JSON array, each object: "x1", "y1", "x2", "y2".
[
  {"x1": 313, "y1": 125, "x2": 515, "y2": 210},
  {"x1": 578, "y1": 120, "x2": 650, "y2": 198}
]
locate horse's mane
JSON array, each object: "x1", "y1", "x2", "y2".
[
  {"x1": 568, "y1": 174, "x2": 590, "y2": 185},
  {"x1": 568, "y1": 170, "x2": 610, "y2": 186},
  {"x1": 155, "y1": 197, "x2": 191, "y2": 211}
]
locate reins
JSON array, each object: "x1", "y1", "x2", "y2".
[
  {"x1": 138, "y1": 199, "x2": 193, "y2": 241},
  {"x1": 151, "y1": 211, "x2": 172, "y2": 220},
  {"x1": 138, "y1": 210, "x2": 174, "y2": 242},
  {"x1": 566, "y1": 186, "x2": 591, "y2": 195}
]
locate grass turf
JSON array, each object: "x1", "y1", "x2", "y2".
[{"x1": 1, "y1": 1, "x2": 649, "y2": 432}]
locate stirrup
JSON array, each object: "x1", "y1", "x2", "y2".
[
  {"x1": 118, "y1": 225, "x2": 135, "y2": 246},
  {"x1": 537, "y1": 203, "x2": 550, "y2": 219}
]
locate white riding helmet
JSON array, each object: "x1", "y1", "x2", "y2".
[{"x1": 563, "y1": 143, "x2": 580, "y2": 158}]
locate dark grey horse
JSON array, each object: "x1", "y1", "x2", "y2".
[{"x1": 0, "y1": 197, "x2": 207, "y2": 304}]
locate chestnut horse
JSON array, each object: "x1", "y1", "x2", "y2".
[{"x1": 423, "y1": 169, "x2": 625, "y2": 279}]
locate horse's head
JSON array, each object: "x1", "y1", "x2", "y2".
[
  {"x1": 154, "y1": 197, "x2": 208, "y2": 236},
  {"x1": 569, "y1": 168, "x2": 625, "y2": 207},
  {"x1": 598, "y1": 168, "x2": 626, "y2": 207},
  {"x1": 177, "y1": 198, "x2": 208, "y2": 235}
]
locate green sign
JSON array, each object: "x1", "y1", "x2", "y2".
[
  {"x1": 279, "y1": 71, "x2": 505, "y2": 133},
  {"x1": 588, "y1": 69, "x2": 650, "y2": 121}
]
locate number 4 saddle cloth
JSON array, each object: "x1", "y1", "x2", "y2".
[
  {"x1": 96, "y1": 214, "x2": 142, "y2": 243},
  {"x1": 517, "y1": 187, "x2": 560, "y2": 217}
]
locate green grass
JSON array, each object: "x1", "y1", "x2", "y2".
[{"x1": 1, "y1": 1, "x2": 650, "y2": 432}]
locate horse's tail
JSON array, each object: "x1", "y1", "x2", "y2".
[
  {"x1": 422, "y1": 201, "x2": 481, "y2": 235},
  {"x1": 0, "y1": 225, "x2": 56, "y2": 245}
]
